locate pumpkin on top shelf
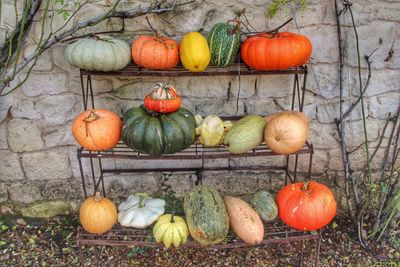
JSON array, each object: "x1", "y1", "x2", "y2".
[
  {"x1": 241, "y1": 32, "x2": 312, "y2": 70},
  {"x1": 277, "y1": 181, "x2": 337, "y2": 231},
  {"x1": 180, "y1": 32, "x2": 211, "y2": 72},
  {"x1": 208, "y1": 22, "x2": 242, "y2": 67},
  {"x1": 65, "y1": 35, "x2": 131, "y2": 71},
  {"x1": 72, "y1": 109, "x2": 122, "y2": 151},
  {"x1": 264, "y1": 111, "x2": 309, "y2": 155}
]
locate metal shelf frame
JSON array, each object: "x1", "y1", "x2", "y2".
[{"x1": 76, "y1": 62, "x2": 321, "y2": 266}]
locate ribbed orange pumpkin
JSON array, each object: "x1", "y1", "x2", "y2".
[
  {"x1": 264, "y1": 111, "x2": 308, "y2": 155},
  {"x1": 241, "y1": 32, "x2": 312, "y2": 70},
  {"x1": 72, "y1": 109, "x2": 121, "y2": 151},
  {"x1": 277, "y1": 181, "x2": 337, "y2": 231},
  {"x1": 224, "y1": 196, "x2": 264, "y2": 245},
  {"x1": 79, "y1": 191, "x2": 117, "y2": 234},
  {"x1": 132, "y1": 35, "x2": 179, "y2": 70}
]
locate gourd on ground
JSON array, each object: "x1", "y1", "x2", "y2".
[
  {"x1": 195, "y1": 115, "x2": 233, "y2": 147},
  {"x1": 264, "y1": 111, "x2": 309, "y2": 155},
  {"x1": 180, "y1": 32, "x2": 210, "y2": 72},
  {"x1": 153, "y1": 214, "x2": 189, "y2": 248},
  {"x1": 277, "y1": 181, "x2": 337, "y2": 231},
  {"x1": 122, "y1": 105, "x2": 196, "y2": 156},
  {"x1": 241, "y1": 32, "x2": 312, "y2": 70},
  {"x1": 131, "y1": 35, "x2": 179, "y2": 70},
  {"x1": 79, "y1": 191, "x2": 117, "y2": 234},
  {"x1": 118, "y1": 193, "x2": 165, "y2": 229},
  {"x1": 144, "y1": 83, "x2": 181, "y2": 114},
  {"x1": 72, "y1": 109, "x2": 122, "y2": 151},
  {"x1": 208, "y1": 22, "x2": 242, "y2": 66},
  {"x1": 250, "y1": 190, "x2": 278, "y2": 222},
  {"x1": 223, "y1": 115, "x2": 266, "y2": 154},
  {"x1": 224, "y1": 196, "x2": 264, "y2": 245},
  {"x1": 65, "y1": 36, "x2": 131, "y2": 71},
  {"x1": 183, "y1": 186, "x2": 229, "y2": 245}
]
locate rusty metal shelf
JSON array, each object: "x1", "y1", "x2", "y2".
[
  {"x1": 80, "y1": 63, "x2": 307, "y2": 77},
  {"x1": 77, "y1": 221, "x2": 321, "y2": 250}
]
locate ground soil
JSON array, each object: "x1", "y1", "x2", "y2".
[{"x1": 0, "y1": 215, "x2": 399, "y2": 266}]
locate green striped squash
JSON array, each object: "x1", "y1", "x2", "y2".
[
  {"x1": 208, "y1": 23, "x2": 242, "y2": 66},
  {"x1": 250, "y1": 190, "x2": 278, "y2": 222},
  {"x1": 122, "y1": 106, "x2": 196, "y2": 156},
  {"x1": 183, "y1": 186, "x2": 229, "y2": 245}
]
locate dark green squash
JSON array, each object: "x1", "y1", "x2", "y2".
[
  {"x1": 250, "y1": 190, "x2": 278, "y2": 222},
  {"x1": 183, "y1": 186, "x2": 229, "y2": 245},
  {"x1": 122, "y1": 106, "x2": 196, "y2": 156},
  {"x1": 207, "y1": 23, "x2": 242, "y2": 67}
]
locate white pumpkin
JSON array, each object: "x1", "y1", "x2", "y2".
[
  {"x1": 65, "y1": 35, "x2": 131, "y2": 71},
  {"x1": 195, "y1": 115, "x2": 233, "y2": 147},
  {"x1": 118, "y1": 193, "x2": 165, "y2": 228}
]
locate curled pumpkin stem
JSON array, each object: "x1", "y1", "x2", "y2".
[{"x1": 83, "y1": 111, "x2": 99, "y2": 137}]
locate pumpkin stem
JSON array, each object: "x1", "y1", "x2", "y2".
[
  {"x1": 268, "y1": 18, "x2": 293, "y2": 37},
  {"x1": 83, "y1": 111, "x2": 99, "y2": 137},
  {"x1": 170, "y1": 210, "x2": 175, "y2": 224},
  {"x1": 94, "y1": 191, "x2": 102, "y2": 201},
  {"x1": 302, "y1": 181, "x2": 311, "y2": 191},
  {"x1": 135, "y1": 192, "x2": 148, "y2": 208}
]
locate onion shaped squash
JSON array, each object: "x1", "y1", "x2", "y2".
[
  {"x1": 144, "y1": 83, "x2": 181, "y2": 114},
  {"x1": 153, "y1": 214, "x2": 189, "y2": 248},
  {"x1": 122, "y1": 106, "x2": 196, "y2": 156},
  {"x1": 208, "y1": 23, "x2": 241, "y2": 66},
  {"x1": 118, "y1": 193, "x2": 165, "y2": 228},
  {"x1": 183, "y1": 186, "x2": 229, "y2": 245},
  {"x1": 79, "y1": 191, "x2": 117, "y2": 234},
  {"x1": 132, "y1": 35, "x2": 179, "y2": 70},
  {"x1": 65, "y1": 36, "x2": 131, "y2": 71},
  {"x1": 224, "y1": 196, "x2": 264, "y2": 245},
  {"x1": 264, "y1": 111, "x2": 309, "y2": 155},
  {"x1": 241, "y1": 32, "x2": 312, "y2": 70},
  {"x1": 72, "y1": 109, "x2": 122, "y2": 151},
  {"x1": 180, "y1": 32, "x2": 210, "y2": 72},
  {"x1": 277, "y1": 181, "x2": 337, "y2": 231}
]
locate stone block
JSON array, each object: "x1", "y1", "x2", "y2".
[
  {"x1": 41, "y1": 180, "x2": 82, "y2": 200},
  {"x1": 44, "y1": 124, "x2": 76, "y2": 148},
  {"x1": 35, "y1": 95, "x2": 78, "y2": 125},
  {"x1": 229, "y1": 76, "x2": 256, "y2": 99},
  {"x1": 21, "y1": 149, "x2": 72, "y2": 181},
  {"x1": 288, "y1": 150, "x2": 328, "y2": 174},
  {"x1": 0, "y1": 183, "x2": 9, "y2": 203},
  {"x1": 21, "y1": 73, "x2": 68, "y2": 97},
  {"x1": 187, "y1": 98, "x2": 245, "y2": 117},
  {"x1": 257, "y1": 75, "x2": 293, "y2": 98},
  {"x1": 301, "y1": 25, "x2": 338, "y2": 64},
  {"x1": 161, "y1": 173, "x2": 196, "y2": 198},
  {"x1": 344, "y1": 118, "x2": 380, "y2": 146},
  {"x1": 10, "y1": 98, "x2": 41, "y2": 120},
  {"x1": 24, "y1": 45, "x2": 53, "y2": 72},
  {"x1": 0, "y1": 122, "x2": 8, "y2": 149},
  {"x1": 8, "y1": 182, "x2": 43, "y2": 206},
  {"x1": 182, "y1": 77, "x2": 231, "y2": 99},
  {"x1": 244, "y1": 99, "x2": 282, "y2": 116},
  {"x1": 316, "y1": 99, "x2": 363, "y2": 124},
  {"x1": 8, "y1": 119, "x2": 44, "y2": 152},
  {"x1": 369, "y1": 92, "x2": 400, "y2": 119},
  {"x1": 309, "y1": 121, "x2": 339, "y2": 149},
  {"x1": 307, "y1": 64, "x2": 340, "y2": 100},
  {"x1": 328, "y1": 148, "x2": 344, "y2": 171},
  {"x1": 0, "y1": 151, "x2": 24, "y2": 181},
  {"x1": 0, "y1": 94, "x2": 13, "y2": 123},
  {"x1": 21, "y1": 201, "x2": 71, "y2": 218}
]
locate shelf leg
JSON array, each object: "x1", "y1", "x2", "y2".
[
  {"x1": 300, "y1": 68, "x2": 307, "y2": 112},
  {"x1": 315, "y1": 232, "x2": 322, "y2": 267},
  {"x1": 291, "y1": 74, "x2": 299, "y2": 111},
  {"x1": 77, "y1": 149, "x2": 88, "y2": 199},
  {"x1": 79, "y1": 244, "x2": 84, "y2": 267},
  {"x1": 299, "y1": 239, "x2": 305, "y2": 267}
]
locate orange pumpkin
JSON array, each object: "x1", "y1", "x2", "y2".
[
  {"x1": 277, "y1": 181, "x2": 337, "y2": 231},
  {"x1": 224, "y1": 196, "x2": 264, "y2": 245},
  {"x1": 144, "y1": 83, "x2": 181, "y2": 113},
  {"x1": 264, "y1": 111, "x2": 308, "y2": 155},
  {"x1": 132, "y1": 35, "x2": 179, "y2": 70},
  {"x1": 241, "y1": 32, "x2": 312, "y2": 70},
  {"x1": 79, "y1": 191, "x2": 117, "y2": 234},
  {"x1": 72, "y1": 109, "x2": 121, "y2": 151}
]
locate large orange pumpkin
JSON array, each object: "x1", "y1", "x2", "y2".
[
  {"x1": 264, "y1": 111, "x2": 308, "y2": 155},
  {"x1": 72, "y1": 109, "x2": 121, "y2": 151},
  {"x1": 276, "y1": 181, "x2": 337, "y2": 231},
  {"x1": 132, "y1": 35, "x2": 179, "y2": 70},
  {"x1": 224, "y1": 196, "x2": 264, "y2": 245},
  {"x1": 79, "y1": 191, "x2": 118, "y2": 234},
  {"x1": 241, "y1": 32, "x2": 312, "y2": 70}
]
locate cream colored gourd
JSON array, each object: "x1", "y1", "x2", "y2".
[
  {"x1": 223, "y1": 115, "x2": 266, "y2": 154},
  {"x1": 65, "y1": 36, "x2": 131, "y2": 71},
  {"x1": 118, "y1": 193, "x2": 165, "y2": 228},
  {"x1": 153, "y1": 214, "x2": 189, "y2": 248},
  {"x1": 224, "y1": 196, "x2": 264, "y2": 245},
  {"x1": 195, "y1": 115, "x2": 233, "y2": 147}
]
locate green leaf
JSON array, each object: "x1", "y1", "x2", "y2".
[
  {"x1": 331, "y1": 221, "x2": 338, "y2": 229},
  {"x1": 0, "y1": 240, "x2": 6, "y2": 245},
  {"x1": 1, "y1": 224, "x2": 9, "y2": 231}
]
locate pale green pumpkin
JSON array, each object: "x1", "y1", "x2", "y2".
[{"x1": 65, "y1": 36, "x2": 131, "y2": 71}]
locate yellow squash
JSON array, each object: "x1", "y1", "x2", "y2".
[
  {"x1": 180, "y1": 32, "x2": 210, "y2": 72},
  {"x1": 153, "y1": 214, "x2": 189, "y2": 248}
]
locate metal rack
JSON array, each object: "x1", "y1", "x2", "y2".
[{"x1": 76, "y1": 62, "x2": 321, "y2": 266}]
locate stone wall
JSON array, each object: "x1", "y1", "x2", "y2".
[{"x1": 0, "y1": 0, "x2": 399, "y2": 214}]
